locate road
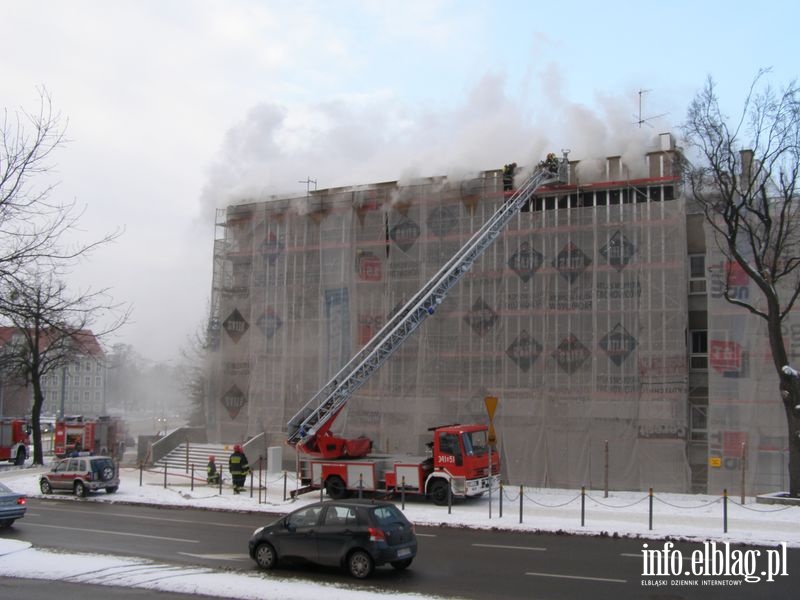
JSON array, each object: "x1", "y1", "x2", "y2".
[{"x1": 1, "y1": 497, "x2": 797, "y2": 599}]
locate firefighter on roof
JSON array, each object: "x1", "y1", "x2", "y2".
[
  {"x1": 502, "y1": 162, "x2": 517, "y2": 191},
  {"x1": 228, "y1": 444, "x2": 250, "y2": 494}
]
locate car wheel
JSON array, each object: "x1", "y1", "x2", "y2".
[
  {"x1": 347, "y1": 549, "x2": 374, "y2": 579},
  {"x1": 325, "y1": 475, "x2": 350, "y2": 500},
  {"x1": 40, "y1": 479, "x2": 52, "y2": 494},
  {"x1": 430, "y1": 479, "x2": 450, "y2": 506},
  {"x1": 391, "y1": 558, "x2": 413, "y2": 571},
  {"x1": 0, "y1": 519, "x2": 13, "y2": 528},
  {"x1": 105, "y1": 486, "x2": 118, "y2": 494},
  {"x1": 14, "y1": 447, "x2": 25, "y2": 466},
  {"x1": 254, "y1": 542, "x2": 277, "y2": 570},
  {"x1": 74, "y1": 481, "x2": 88, "y2": 497}
]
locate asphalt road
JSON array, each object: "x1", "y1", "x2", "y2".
[{"x1": 1, "y1": 497, "x2": 798, "y2": 599}]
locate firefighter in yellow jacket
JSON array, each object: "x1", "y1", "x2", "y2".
[{"x1": 228, "y1": 444, "x2": 250, "y2": 493}]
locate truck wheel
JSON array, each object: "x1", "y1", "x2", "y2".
[
  {"x1": 430, "y1": 480, "x2": 450, "y2": 506},
  {"x1": 347, "y1": 549, "x2": 374, "y2": 579},
  {"x1": 254, "y1": 542, "x2": 277, "y2": 569},
  {"x1": 14, "y1": 447, "x2": 25, "y2": 466},
  {"x1": 40, "y1": 479, "x2": 52, "y2": 494},
  {"x1": 325, "y1": 476, "x2": 350, "y2": 500},
  {"x1": 74, "y1": 481, "x2": 89, "y2": 498}
]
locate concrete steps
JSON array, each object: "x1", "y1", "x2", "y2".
[{"x1": 152, "y1": 443, "x2": 230, "y2": 476}]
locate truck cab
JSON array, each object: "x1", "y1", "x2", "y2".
[{"x1": 427, "y1": 424, "x2": 500, "y2": 504}]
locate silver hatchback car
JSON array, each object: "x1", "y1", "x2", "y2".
[{"x1": 40, "y1": 454, "x2": 120, "y2": 497}]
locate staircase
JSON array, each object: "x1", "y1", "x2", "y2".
[{"x1": 152, "y1": 442, "x2": 231, "y2": 477}]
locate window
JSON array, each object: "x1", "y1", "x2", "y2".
[
  {"x1": 689, "y1": 254, "x2": 707, "y2": 295},
  {"x1": 85, "y1": 376, "x2": 92, "y2": 386},
  {"x1": 690, "y1": 330, "x2": 708, "y2": 370},
  {"x1": 95, "y1": 376, "x2": 102, "y2": 386},
  {"x1": 85, "y1": 361, "x2": 91, "y2": 372}
]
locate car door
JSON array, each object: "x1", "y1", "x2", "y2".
[
  {"x1": 316, "y1": 504, "x2": 359, "y2": 566},
  {"x1": 50, "y1": 460, "x2": 71, "y2": 490},
  {"x1": 274, "y1": 505, "x2": 323, "y2": 563}
]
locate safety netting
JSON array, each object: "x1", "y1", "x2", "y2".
[{"x1": 210, "y1": 167, "x2": 692, "y2": 492}]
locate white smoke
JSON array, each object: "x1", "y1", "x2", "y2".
[{"x1": 200, "y1": 71, "x2": 670, "y2": 213}]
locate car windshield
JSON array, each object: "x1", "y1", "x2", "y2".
[{"x1": 461, "y1": 430, "x2": 488, "y2": 456}]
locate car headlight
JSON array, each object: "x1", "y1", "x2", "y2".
[{"x1": 252, "y1": 526, "x2": 265, "y2": 536}]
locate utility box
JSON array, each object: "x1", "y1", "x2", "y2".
[{"x1": 267, "y1": 446, "x2": 282, "y2": 474}]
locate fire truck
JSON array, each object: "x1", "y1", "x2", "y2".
[
  {"x1": 287, "y1": 154, "x2": 568, "y2": 504},
  {"x1": 54, "y1": 416, "x2": 126, "y2": 459},
  {"x1": 0, "y1": 418, "x2": 30, "y2": 465}
]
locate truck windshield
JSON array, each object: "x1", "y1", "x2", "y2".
[{"x1": 461, "y1": 430, "x2": 488, "y2": 456}]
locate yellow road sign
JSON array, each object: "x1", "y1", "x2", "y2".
[{"x1": 484, "y1": 396, "x2": 498, "y2": 420}]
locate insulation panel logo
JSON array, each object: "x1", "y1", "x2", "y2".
[
  {"x1": 553, "y1": 334, "x2": 591, "y2": 374},
  {"x1": 554, "y1": 242, "x2": 592, "y2": 283},
  {"x1": 506, "y1": 330, "x2": 542, "y2": 372},
  {"x1": 390, "y1": 218, "x2": 420, "y2": 253},
  {"x1": 427, "y1": 205, "x2": 458, "y2": 238},
  {"x1": 508, "y1": 241, "x2": 543, "y2": 283},
  {"x1": 710, "y1": 340, "x2": 747, "y2": 377},
  {"x1": 600, "y1": 323, "x2": 637, "y2": 366},
  {"x1": 221, "y1": 385, "x2": 247, "y2": 419},
  {"x1": 464, "y1": 298, "x2": 499, "y2": 337},
  {"x1": 599, "y1": 230, "x2": 635, "y2": 271},
  {"x1": 223, "y1": 309, "x2": 249, "y2": 343}
]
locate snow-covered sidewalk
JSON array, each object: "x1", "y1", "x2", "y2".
[{"x1": 1, "y1": 464, "x2": 799, "y2": 598}]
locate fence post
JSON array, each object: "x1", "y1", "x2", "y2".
[
  {"x1": 740, "y1": 443, "x2": 746, "y2": 505},
  {"x1": 139, "y1": 463, "x2": 143, "y2": 487},
  {"x1": 283, "y1": 471, "x2": 287, "y2": 501},
  {"x1": 401, "y1": 476, "x2": 406, "y2": 510},
  {"x1": 185, "y1": 439, "x2": 190, "y2": 474},
  {"x1": 519, "y1": 485, "x2": 523, "y2": 524},
  {"x1": 604, "y1": 440, "x2": 609, "y2": 498},
  {"x1": 219, "y1": 466, "x2": 223, "y2": 494},
  {"x1": 580, "y1": 486, "x2": 585, "y2": 526},
  {"x1": 499, "y1": 482, "x2": 503, "y2": 518},
  {"x1": 648, "y1": 488, "x2": 653, "y2": 530},
  {"x1": 258, "y1": 457, "x2": 263, "y2": 504},
  {"x1": 191, "y1": 464, "x2": 194, "y2": 492},
  {"x1": 163, "y1": 463, "x2": 167, "y2": 488},
  {"x1": 358, "y1": 474, "x2": 363, "y2": 499},
  {"x1": 320, "y1": 480, "x2": 324, "y2": 501},
  {"x1": 448, "y1": 480, "x2": 452, "y2": 514},
  {"x1": 723, "y1": 489, "x2": 728, "y2": 533}
]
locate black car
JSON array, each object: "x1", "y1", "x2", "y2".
[{"x1": 249, "y1": 499, "x2": 417, "y2": 578}]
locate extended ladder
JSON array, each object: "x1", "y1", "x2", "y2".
[{"x1": 287, "y1": 153, "x2": 569, "y2": 452}]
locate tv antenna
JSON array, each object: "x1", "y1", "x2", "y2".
[
  {"x1": 299, "y1": 177, "x2": 317, "y2": 196},
  {"x1": 634, "y1": 89, "x2": 668, "y2": 128}
]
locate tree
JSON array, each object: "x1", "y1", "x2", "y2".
[
  {"x1": 1, "y1": 87, "x2": 118, "y2": 281},
  {"x1": 179, "y1": 327, "x2": 212, "y2": 428},
  {"x1": 0, "y1": 272, "x2": 129, "y2": 464},
  {"x1": 682, "y1": 71, "x2": 800, "y2": 496}
]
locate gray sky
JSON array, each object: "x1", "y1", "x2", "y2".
[{"x1": 2, "y1": 0, "x2": 797, "y2": 361}]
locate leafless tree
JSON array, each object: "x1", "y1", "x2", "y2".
[
  {"x1": 0, "y1": 272, "x2": 130, "y2": 464},
  {"x1": 0, "y1": 87, "x2": 120, "y2": 282},
  {"x1": 682, "y1": 70, "x2": 800, "y2": 496}
]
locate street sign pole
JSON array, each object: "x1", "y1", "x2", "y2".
[{"x1": 484, "y1": 396, "x2": 498, "y2": 519}]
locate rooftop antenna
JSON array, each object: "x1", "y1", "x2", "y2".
[
  {"x1": 634, "y1": 89, "x2": 668, "y2": 128},
  {"x1": 299, "y1": 177, "x2": 317, "y2": 196}
]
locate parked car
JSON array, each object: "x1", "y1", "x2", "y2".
[
  {"x1": 0, "y1": 481, "x2": 27, "y2": 527},
  {"x1": 249, "y1": 499, "x2": 417, "y2": 578},
  {"x1": 39, "y1": 454, "x2": 119, "y2": 497}
]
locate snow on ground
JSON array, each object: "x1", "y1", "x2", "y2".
[{"x1": 1, "y1": 463, "x2": 799, "y2": 599}]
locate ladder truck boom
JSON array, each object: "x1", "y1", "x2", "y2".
[{"x1": 287, "y1": 152, "x2": 569, "y2": 458}]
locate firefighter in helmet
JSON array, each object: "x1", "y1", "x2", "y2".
[
  {"x1": 228, "y1": 444, "x2": 250, "y2": 493},
  {"x1": 502, "y1": 162, "x2": 517, "y2": 191},
  {"x1": 207, "y1": 455, "x2": 221, "y2": 485}
]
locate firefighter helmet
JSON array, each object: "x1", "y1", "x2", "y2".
[{"x1": 234, "y1": 444, "x2": 242, "y2": 453}]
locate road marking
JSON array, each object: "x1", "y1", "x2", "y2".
[
  {"x1": 473, "y1": 543, "x2": 546, "y2": 551},
  {"x1": 415, "y1": 533, "x2": 436, "y2": 537},
  {"x1": 30, "y1": 505, "x2": 254, "y2": 528},
  {"x1": 526, "y1": 572, "x2": 627, "y2": 583},
  {"x1": 25, "y1": 522, "x2": 199, "y2": 543},
  {"x1": 178, "y1": 552, "x2": 251, "y2": 561}
]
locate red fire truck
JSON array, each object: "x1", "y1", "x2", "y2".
[
  {"x1": 0, "y1": 418, "x2": 30, "y2": 465},
  {"x1": 54, "y1": 416, "x2": 126, "y2": 459}
]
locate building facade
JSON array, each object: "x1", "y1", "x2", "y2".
[{"x1": 207, "y1": 132, "x2": 794, "y2": 495}]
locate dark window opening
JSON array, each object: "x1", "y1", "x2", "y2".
[
  {"x1": 609, "y1": 190, "x2": 620, "y2": 205},
  {"x1": 557, "y1": 196, "x2": 568, "y2": 210},
  {"x1": 596, "y1": 191, "x2": 607, "y2": 206}
]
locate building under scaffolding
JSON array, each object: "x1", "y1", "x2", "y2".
[{"x1": 207, "y1": 132, "x2": 794, "y2": 495}]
